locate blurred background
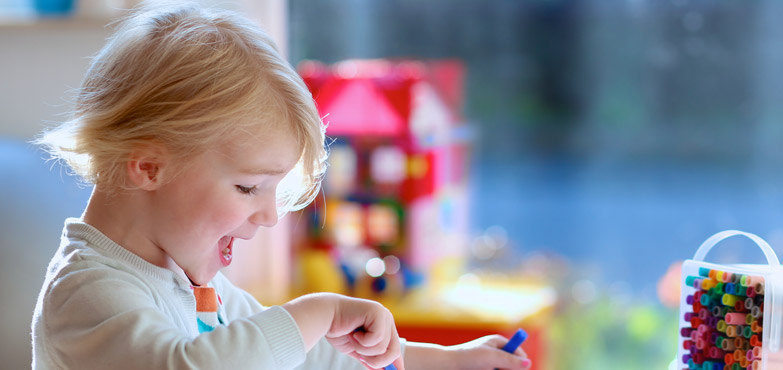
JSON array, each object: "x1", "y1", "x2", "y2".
[{"x1": 3, "y1": 0, "x2": 783, "y2": 369}]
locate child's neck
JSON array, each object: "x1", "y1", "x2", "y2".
[{"x1": 82, "y1": 187, "x2": 189, "y2": 283}]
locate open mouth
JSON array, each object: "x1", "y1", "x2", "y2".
[{"x1": 218, "y1": 236, "x2": 234, "y2": 266}]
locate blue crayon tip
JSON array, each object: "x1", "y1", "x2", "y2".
[
  {"x1": 384, "y1": 364, "x2": 398, "y2": 370},
  {"x1": 501, "y1": 328, "x2": 528, "y2": 353}
]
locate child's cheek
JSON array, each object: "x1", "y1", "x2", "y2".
[{"x1": 210, "y1": 205, "x2": 247, "y2": 230}]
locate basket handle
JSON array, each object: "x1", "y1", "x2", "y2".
[{"x1": 693, "y1": 230, "x2": 780, "y2": 267}]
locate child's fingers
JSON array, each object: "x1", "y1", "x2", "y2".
[
  {"x1": 494, "y1": 353, "x2": 532, "y2": 370},
  {"x1": 356, "y1": 325, "x2": 401, "y2": 368},
  {"x1": 352, "y1": 328, "x2": 391, "y2": 356},
  {"x1": 345, "y1": 352, "x2": 377, "y2": 370},
  {"x1": 482, "y1": 334, "x2": 511, "y2": 349},
  {"x1": 352, "y1": 323, "x2": 386, "y2": 348},
  {"x1": 352, "y1": 309, "x2": 396, "y2": 353},
  {"x1": 326, "y1": 334, "x2": 356, "y2": 354},
  {"x1": 390, "y1": 355, "x2": 406, "y2": 370},
  {"x1": 466, "y1": 334, "x2": 529, "y2": 370},
  {"x1": 497, "y1": 337, "x2": 530, "y2": 370},
  {"x1": 359, "y1": 354, "x2": 400, "y2": 370},
  {"x1": 330, "y1": 333, "x2": 388, "y2": 358},
  {"x1": 366, "y1": 356, "x2": 404, "y2": 370},
  {"x1": 512, "y1": 346, "x2": 528, "y2": 358},
  {"x1": 348, "y1": 352, "x2": 397, "y2": 370}
]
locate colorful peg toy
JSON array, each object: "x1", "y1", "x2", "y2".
[{"x1": 681, "y1": 267, "x2": 765, "y2": 370}]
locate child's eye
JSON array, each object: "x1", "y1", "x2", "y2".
[{"x1": 235, "y1": 185, "x2": 258, "y2": 195}]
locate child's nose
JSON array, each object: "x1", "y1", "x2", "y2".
[
  {"x1": 248, "y1": 208, "x2": 277, "y2": 227},
  {"x1": 248, "y1": 194, "x2": 278, "y2": 227}
]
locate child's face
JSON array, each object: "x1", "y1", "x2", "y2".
[{"x1": 146, "y1": 125, "x2": 300, "y2": 286}]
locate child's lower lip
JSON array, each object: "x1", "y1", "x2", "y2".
[{"x1": 219, "y1": 236, "x2": 233, "y2": 267}]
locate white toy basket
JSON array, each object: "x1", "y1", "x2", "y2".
[{"x1": 677, "y1": 230, "x2": 783, "y2": 370}]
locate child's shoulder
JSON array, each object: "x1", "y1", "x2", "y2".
[
  {"x1": 43, "y1": 219, "x2": 187, "y2": 302},
  {"x1": 38, "y1": 251, "x2": 161, "y2": 332},
  {"x1": 43, "y1": 241, "x2": 158, "y2": 307}
]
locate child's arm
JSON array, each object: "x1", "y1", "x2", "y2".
[
  {"x1": 39, "y1": 266, "x2": 401, "y2": 370},
  {"x1": 402, "y1": 335, "x2": 532, "y2": 370},
  {"x1": 283, "y1": 292, "x2": 403, "y2": 370}
]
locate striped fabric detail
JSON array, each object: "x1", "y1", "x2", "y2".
[{"x1": 193, "y1": 286, "x2": 225, "y2": 333}]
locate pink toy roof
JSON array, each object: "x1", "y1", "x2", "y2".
[
  {"x1": 317, "y1": 78, "x2": 406, "y2": 137},
  {"x1": 300, "y1": 59, "x2": 465, "y2": 139}
]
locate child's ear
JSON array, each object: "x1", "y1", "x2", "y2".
[{"x1": 126, "y1": 143, "x2": 168, "y2": 190}]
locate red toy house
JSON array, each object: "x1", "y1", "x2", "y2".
[{"x1": 295, "y1": 59, "x2": 471, "y2": 298}]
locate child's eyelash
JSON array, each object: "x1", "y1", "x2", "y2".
[{"x1": 235, "y1": 185, "x2": 258, "y2": 195}]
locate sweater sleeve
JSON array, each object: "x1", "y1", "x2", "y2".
[
  {"x1": 212, "y1": 273, "x2": 408, "y2": 370},
  {"x1": 40, "y1": 262, "x2": 306, "y2": 370},
  {"x1": 209, "y1": 275, "x2": 368, "y2": 370}
]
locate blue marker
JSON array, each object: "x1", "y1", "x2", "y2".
[
  {"x1": 384, "y1": 365, "x2": 398, "y2": 370},
  {"x1": 502, "y1": 328, "x2": 528, "y2": 353},
  {"x1": 494, "y1": 328, "x2": 528, "y2": 370}
]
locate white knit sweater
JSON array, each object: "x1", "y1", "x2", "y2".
[{"x1": 32, "y1": 218, "x2": 377, "y2": 369}]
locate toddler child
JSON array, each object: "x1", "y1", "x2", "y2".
[{"x1": 31, "y1": 3, "x2": 532, "y2": 370}]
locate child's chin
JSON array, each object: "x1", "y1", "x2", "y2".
[{"x1": 188, "y1": 270, "x2": 219, "y2": 286}]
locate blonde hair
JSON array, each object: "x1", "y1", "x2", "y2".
[{"x1": 36, "y1": 3, "x2": 327, "y2": 214}]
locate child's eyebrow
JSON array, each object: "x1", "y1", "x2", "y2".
[{"x1": 239, "y1": 167, "x2": 288, "y2": 175}]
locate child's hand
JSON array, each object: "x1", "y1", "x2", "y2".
[
  {"x1": 405, "y1": 335, "x2": 531, "y2": 370},
  {"x1": 324, "y1": 296, "x2": 404, "y2": 370},
  {"x1": 283, "y1": 293, "x2": 404, "y2": 370},
  {"x1": 448, "y1": 335, "x2": 531, "y2": 370}
]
